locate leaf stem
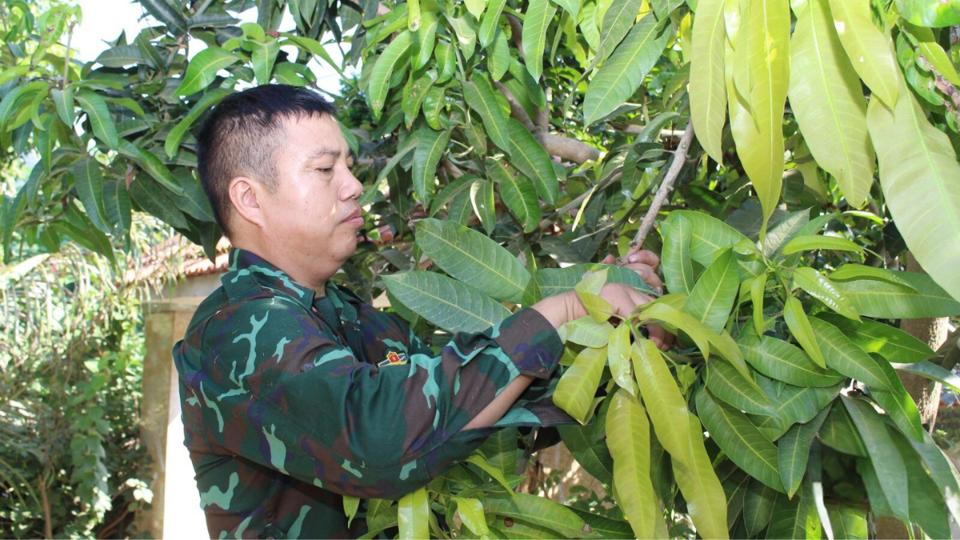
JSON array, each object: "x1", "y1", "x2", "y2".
[{"x1": 622, "y1": 120, "x2": 695, "y2": 261}]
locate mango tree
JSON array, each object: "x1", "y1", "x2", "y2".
[{"x1": 2, "y1": 0, "x2": 960, "y2": 537}]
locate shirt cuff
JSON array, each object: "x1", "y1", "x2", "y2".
[{"x1": 494, "y1": 308, "x2": 565, "y2": 379}]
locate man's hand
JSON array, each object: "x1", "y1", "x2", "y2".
[
  {"x1": 601, "y1": 245, "x2": 663, "y2": 293},
  {"x1": 531, "y1": 284, "x2": 670, "y2": 350}
]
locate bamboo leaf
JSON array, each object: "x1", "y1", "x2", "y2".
[
  {"x1": 382, "y1": 271, "x2": 511, "y2": 333},
  {"x1": 506, "y1": 119, "x2": 559, "y2": 204},
  {"x1": 488, "y1": 158, "x2": 540, "y2": 233},
  {"x1": 789, "y1": 0, "x2": 875, "y2": 209},
  {"x1": 175, "y1": 48, "x2": 242, "y2": 96},
  {"x1": 690, "y1": 0, "x2": 728, "y2": 162},
  {"x1": 606, "y1": 390, "x2": 658, "y2": 540},
  {"x1": 398, "y1": 487, "x2": 429, "y2": 540},
  {"x1": 706, "y1": 360, "x2": 777, "y2": 417},
  {"x1": 683, "y1": 247, "x2": 739, "y2": 333},
  {"x1": 632, "y1": 339, "x2": 729, "y2": 539},
  {"x1": 367, "y1": 31, "x2": 413, "y2": 119},
  {"x1": 584, "y1": 15, "x2": 667, "y2": 126},
  {"x1": 75, "y1": 90, "x2": 118, "y2": 149},
  {"x1": 783, "y1": 297, "x2": 826, "y2": 369},
  {"x1": 809, "y1": 318, "x2": 893, "y2": 391},
  {"x1": 828, "y1": 0, "x2": 901, "y2": 106},
  {"x1": 463, "y1": 73, "x2": 511, "y2": 153},
  {"x1": 522, "y1": 0, "x2": 557, "y2": 80},
  {"x1": 412, "y1": 129, "x2": 451, "y2": 208},
  {"x1": 867, "y1": 86, "x2": 960, "y2": 304},
  {"x1": 555, "y1": 347, "x2": 607, "y2": 422},
  {"x1": 696, "y1": 389, "x2": 785, "y2": 492},
  {"x1": 793, "y1": 267, "x2": 859, "y2": 321},
  {"x1": 778, "y1": 407, "x2": 829, "y2": 498},
  {"x1": 71, "y1": 157, "x2": 110, "y2": 234}
]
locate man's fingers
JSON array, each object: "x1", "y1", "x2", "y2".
[
  {"x1": 647, "y1": 324, "x2": 671, "y2": 351},
  {"x1": 622, "y1": 263, "x2": 663, "y2": 292},
  {"x1": 601, "y1": 253, "x2": 617, "y2": 265},
  {"x1": 626, "y1": 248, "x2": 660, "y2": 269}
]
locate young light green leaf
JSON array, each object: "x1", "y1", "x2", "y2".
[
  {"x1": 453, "y1": 497, "x2": 490, "y2": 538},
  {"x1": 809, "y1": 318, "x2": 892, "y2": 391},
  {"x1": 695, "y1": 389, "x2": 785, "y2": 492},
  {"x1": 793, "y1": 267, "x2": 860, "y2": 321},
  {"x1": 563, "y1": 317, "x2": 615, "y2": 347},
  {"x1": 583, "y1": 15, "x2": 667, "y2": 126},
  {"x1": 606, "y1": 390, "x2": 658, "y2": 540},
  {"x1": 367, "y1": 31, "x2": 413, "y2": 119},
  {"x1": 870, "y1": 358, "x2": 925, "y2": 443},
  {"x1": 382, "y1": 271, "x2": 511, "y2": 333},
  {"x1": 690, "y1": 0, "x2": 727, "y2": 162},
  {"x1": 412, "y1": 129, "x2": 451, "y2": 208},
  {"x1": 789, "y1": 0, "x2": 875, "y2": 209},
  {"x1": 579, "y1": 291, "x2": 614, "y2": 322},
  {"x1": 398, "y1": 487, "x2": 429, "y2": 540},
  {"x1": 608, "y1": 324, "x2": 636, "y2": 395},
  {"x1": 462, "y1": 73, "x2": 511, "y2": 153},
  {"x1": 251, "y1": 39, "x2": 281, "y2": 85},
  {"x1": 72, "y1": 157, "x2": 110, "y2": 233},
  {"x1": 487, "y1": 158, "x2": 540, "y2": 233},
  {"x1": 484, "y1": 494, "x2": 600, "y2": 538},
  {"x1": 506, "y1": 119, "x2": 559, "y2": 204},
  {"x1": 828, "y1": 0, "x2": 901, "y2": 106},
  {"x1": 479, "y1": 0, "x2": 507, "y2": 47},
  {"x1": 683, "y1": 248, "x2": 739, "y2": 333},
  {"x1": 555, "y1": 346, "x2": 607, "y2": 422},
  {"x1": 778, "y1": 407, "x2": 829, "y2": 498},
  {"x1": 816, "y1": 313, "x2": 935, "y2": 364},
  {"x1": 867, "y1": 85, "x2": 960, "y2": 305},
  {"x1": 632, "y1": 339, "x2": 730, "y2": 539},
  {"x1": 575, "y1": 267, "x2": 608, "y2": 295},
  {"x1": 415, "y1": 218, "x2": 530, "y2": 303},
  {"x1": 522, "y1": 0, "x2": 557, "y2": 80},
  {"x1": 75, "y1": 90, "x2": 119, "y2": 149},
  {"x1": 781, "y1": 234, "x2": 864, "y2": 256},
  {"x1": 783, "y1": 297, "x2": 826, "y2": 369},
  {"x1": 706, "y1": 359, "x2": 777, "y2": 417},
  {"x1": 175, "y1": 48, "x2": 242, "y2": 96},
  {"x1": 344, "y1": 496, "x2": 361, "y2": 527}
]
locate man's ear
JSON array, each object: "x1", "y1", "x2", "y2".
[{"x1": 228, "y1": 177, "x2": 266, "y2": 228}]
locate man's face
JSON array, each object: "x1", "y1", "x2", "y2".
[{"x1": 259, "y1": 113, "x2": 364, "y2": 280}]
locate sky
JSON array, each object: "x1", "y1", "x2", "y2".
[{"x1": 72, "y1": 0, "x2": 353, "y2": 95}]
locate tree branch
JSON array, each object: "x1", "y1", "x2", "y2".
[
  {"x1": 495, "y1": 81, "x2": 536, "y2": 131},
  {"x1": 539, "y1": 171, "x2": 622, "y2": 230},
  {"x1": 535, "y1": 131, "x2": 601, "y2": 163},
  {"x1": 621, "y1": 121, "x2": 695, "y2": 261},
  {"x1": 536, "y1": 88, "x2": 551, "y2": 129},
  {"x1": 441, "y1": 159, "x2": 464, "y2": 178},
  {"x1": 507, "y1": 14, "x2": 524, "y2": 59}
]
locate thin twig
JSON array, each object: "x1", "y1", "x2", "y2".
[
  {"x1": 620, "y1": 121, "x2": 695, "y2": 262},
  {"x1": 539, "y1": 171, "x2": 622, "y2": 230}
]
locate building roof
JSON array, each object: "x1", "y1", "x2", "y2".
[{"x1": 125, "y1": 235, "x2": 230, "y2": 286}]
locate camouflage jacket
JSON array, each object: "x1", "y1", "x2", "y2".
[{"x1": 173, "y1": 249, "x2": 569, "y2": 539}]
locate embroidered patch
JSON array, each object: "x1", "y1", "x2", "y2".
[{"x1": 378, "y1": 351, "x2": 408, "y2": 367}]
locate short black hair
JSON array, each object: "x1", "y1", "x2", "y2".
[{"x1": 196, "y1": 84, "x2": 338, "y2": 237}]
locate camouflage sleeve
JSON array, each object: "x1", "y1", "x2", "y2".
[{"x1": 182, "y1": 297, "x2": 563, "y2": 500}]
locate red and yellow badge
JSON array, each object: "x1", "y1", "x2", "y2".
[{"x1": 378, "y1": 351, "x2": 408, "y2": 367}]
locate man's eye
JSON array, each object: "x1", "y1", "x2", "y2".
[{"x1": 317, "y1": 167, "x2": 333, "y2": 173}]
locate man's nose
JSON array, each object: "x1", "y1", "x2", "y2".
[{"x1": 341, "y1": 169, "x2": 363, "y2": 200}]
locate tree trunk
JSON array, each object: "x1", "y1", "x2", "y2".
[{"x1": 876, "y1": 253, "x2": 950, "y2": 539}]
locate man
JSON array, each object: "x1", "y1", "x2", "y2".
[{"x1": 173, "y1": 84, "x2": 665, "y2": 539}]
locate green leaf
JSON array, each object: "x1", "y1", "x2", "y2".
[
  {"x1": 412, "y1": 129, "x2": 450, "y2": 208},
  {"x1": 841, "y1": 395, "x2": 910, "y2": 520},
  {"x1": 696, "y1": 389, "x2": 785, "y2": 492},
  {"x1": 690, "y1": 0, "x2": 727, "y2": 162},
  {"x1": 826, "y1": 505, "x2": 867, "y2": 540},
  {"x1": 897, "y1": 0, "x2": 960, "y2": 27},
  {"x1": 398, "y1": 487, "x2": 429, "y2": 540},
  {"x1": 410, "y1": 13, "x2": 437, "y2": 67},
  {"x1": 175, "y1": 48, "x2": 241, "y2": 96},
  {"x1": 488, "y1": 158, "x2": 540, "y2": 233},
  {"x1": 94, "y1": 45, "x2": 144, "y2": 68},
  {"x1": 344, "y1": 496, "x2": 361, "y2": 528},
  {"x1": 359, "y1": 134, "x2": 420, "y2": 205},
  {"x1": 778, "y1": 407, "x2": 829, "y2": 498},
  {"x1": 750, "y1": 377, "x2": 840, "y2": 441},
  {"x1": 51, "y1": 87, "x2": 75, "y2": 126},
  {"x1": 555, "y1": 346, "x2": 607, "y2": 422},
  {"x1": 732, "y1": 0, "x2": 790, "y2": 230},
  {"x1": 683, "y1": 247, "x2": 739, "y2": 333},
  {"x1": 382, "y1": 271, "x2": 511, "y2": 333},
  {"x1": 103, "y1": 180, "x2": 131, "y2": 241},
  {"x1": 789, "y1": 0, "x2": 874, "y2": 209},
  {"x1": 743, "y1": 480, "x2": 777, "y2": 537},
  {"x1": 521, "y1": 0, "x2": 557, "y2": 80},
  {"x1": 832, "y1": 269, "x2": 960, "y2": 318},
  {"x1": 738, "y1": 332, "x2": 845, "y2": 387},
  {"x1": 479, "y1": 427, "x2": 519, "y2": 478},
  {"x1": 908, "y1": 430, "x2": 960, "y2": 527},
  {"x1": 488, "y1": 28, "x2": 511, "y2": 81},
  {"x1": 454, "y1": 497, "x2": 490, "y2": 537},
  {"x1": 559, "y1": 420, "x2": 614, "y2": 484},
  {"x1": 504, "y1": 121, "x2": 560, "y2": 204},
  {"x1": 422, "y1": 86, "x2": 446, "y2": 130},
  {"x1": 892, "y1": 360, "x2": 960, "y2": 394},
  {"x1": 72, "y1": 157, "x2": 110, "y2": 234},
  {"x1": 706, "y1": 360, "x2": 777, "y2": 417},
  {"x1": 650, "y1": 0, "x2": 683, "y2": 18},
  {"x1": 593, "y1": 0, "x2": 645, "y2": 69},
  {"x1": 117, "y1": 141, "x2": 185, "y2": 196},
  {"x1": 470, "y1": 179, "x2": 496, "y2": 235},
  {"x1": 747, "y1": 274, "x2": 767, "y2": 335},
  {"x1": 783, "y1": 297, "x2": 826, "y2": 369},
  {"x1": 632, "y1": 339, "x2": 730, "y2": 540},
  {"x1": 809, "y1": 318, "x2": 893, "y2": 391},
  {"x1": 367, "y1": 31, "x2": 413, "y2": 119},
  {"x1": 868, "y1": 89, "x2": 960, "y2": 305},
  {"x1": 251, "y1": 39, "x2": 281, "y2": 85},
  {"x1": 74, "y1": 91, "x2": 118, "y2": 149},
  {"x1": 479, "y1": 0, "x2": 508, "y2": 47},
  {"x1": 128, "y1": 176, "x2": 189, "y2": 229},
  {"x1": 606, "y1": 390, "x2": 658, "y2": 540},
  {"x1": 165, "y1": 88, "x2": 231, "y2": 158},
  {"x1": 816, "y1": 313, "x2": 934, "y2": 364},
  {"x1": 870, "y1": 357, "x2": 925, "y2": 443},
  {"x1": 793, "y1": 267, "x2": 859, "y2": 321},
  {"x1": 463, "y1": 73, "x2": 510, "y2": 153},
  {"x1": 583, "y1": 15, "x2": 667, "y2": 126},
  {"x1": 562, "y1": 317, "x2": 614, "y2": 347},
  {"x1": 403, "y1": 72, "x2": 438, "y2": 128},
  {"x1": 829, "y1": 264, "x2": 918, "y2": 291},
  {"x1": 484, "y1": 494, "x2": 600, "y2": 538},
  {"x1": 818, "y1": 400, "x2": 867, "y2": 457},
  {"x1": 608, "y1": 324, "x2": 637, "y2": 395},
  {"x1": 660, "y1": 212, "x2": 696, "y2": 295},
  {"x1": 781, "y1": 234, "x2": 863, "y2": 256},
  {"x1": 435, "y1": 41, "x2": 457, "y2": 84},
  {"x1": 140, "y1": 0, "x2": 188, "y2": 34},
  {"x1": 890, "y1": 427, "x2": 951, "y2": 540},
  {"x1": 172, "y1": 169, "x2": 215, "y2": 222},
  {"x1": 827, "y1": 0, "x2": 900, "y2": 106},
  {"x1": 765, "y1": 485, "x2": 821, "y2": 539},
  {"x1": 465, "y1": 454, "x2": 517, "y2": 497}
]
